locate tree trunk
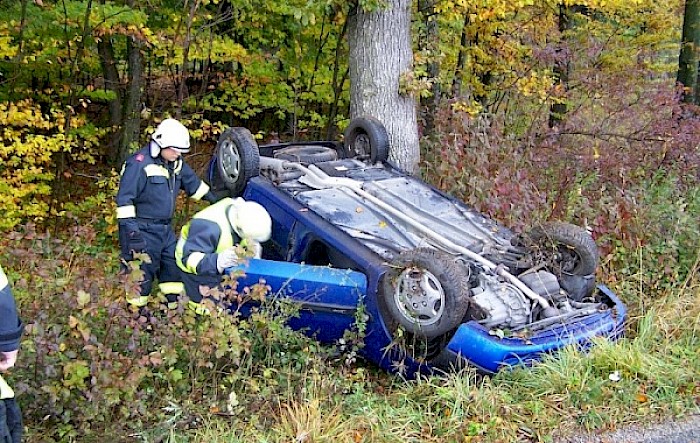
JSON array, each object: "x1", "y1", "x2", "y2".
[
  {"x1": 120, "y1": 34, "x2": 145, "y2": 161},
  {"x1": 326, "y1": 9, "x2": 350, "y2": 141},
  {"x1": 451, "y1": 14, "x2": 470, "y2": 98},
  {"x1": 98, "y1": 33, "x2": 124, "y2": 166},
  {"x1": 348, "y1": 0, "x2": 420, "y2": 173},
  {"x1": 549, "y1": 4, "x2": 574, "y2": 127},
  {"x1": 418, "y1": 0, "x2": 441, "y2": 133},
  {"x1": 678, "y1": 0, "x2": 700, "y2": 104},
  {"x1": 10, "y1": 0, "x2": 29, "y2": 93}
]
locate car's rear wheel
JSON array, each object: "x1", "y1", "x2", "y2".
[
  {"x1": 216, "y1": 127, "x2": 260, "y2": 196},
  {"x1": 382, "y1": 248, "x2": 471, "y2": 339},
  {"x1": 343, "y1": 116, "x2": 390, "y2": 163}
]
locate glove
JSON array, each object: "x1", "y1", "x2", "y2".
[
  {"x1": 0, "y1": 350, "x2": 18, "y2": 372},
  {"x1": 127, "y1": 230, "x2": 147, "y2": 254},
  {"x1": 216, "y1": 248, "x2": 238, "y2": 273}
]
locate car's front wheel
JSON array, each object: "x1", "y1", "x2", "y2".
[
  {"x1": 525, "y1": 222, "x2": 599, "y2": 276},
  {"x1": 216, "y1": 127, "x2": 260, "y2": 197},
  {"x1": 382, "y1": 248, "x2": 471, "y2": 339},
  {"x1": 521, "y1": 222, "x2": 600, "y2": 301}
]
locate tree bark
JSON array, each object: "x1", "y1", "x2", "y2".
[
  {"x1": 326, "y1": 9, "x2": 350, "y2": 141},
  {"x1": 418, "y1": 0, "x2": 440, "y2": 133},
  {"x1": 98, "y1": 33, "x2": 124, "y2": 166},
  {"x1": 678, "y1": 0, "x2": 700, "y2": 104},
  {"x1": 549, "y1": 4, "x2": 574, "y2": 127},
  {"x1": 10, "y1": 0, "x2": 29, "y2": 93},
  {"x1": 348, "y1": 0, "x2": 420, "y2": 173},
  {"x1": 451, "y1": 14, "x2": 470, "y2": 98},
  {"x1": 120, "y1": 34, "x2": 144, "y2": 162}
]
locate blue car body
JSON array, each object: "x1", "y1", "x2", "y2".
[{"x1": 209, "y1": 139, "x2": 627, "y2": 377}]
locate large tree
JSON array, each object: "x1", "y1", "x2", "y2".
[
  {"x1": 678, "y1": 0, "x2": 700, "y2": 104},
  {"x1": 347, "y1": 0, "x2": 420, "y2": 173}
]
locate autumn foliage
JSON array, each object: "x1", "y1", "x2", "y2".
[{"x1": 0, "y1": 0, "x2": 699, "y2": 440}]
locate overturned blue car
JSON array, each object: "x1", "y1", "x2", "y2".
[{"x1": 207, "y1": 116, "x2": 626, "y2": 376}]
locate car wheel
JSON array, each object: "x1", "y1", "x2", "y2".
[
  {"x1": 382, "y1": 248, "x2": 471, "y2": 339},
  {"x1": 207, "y1": 160, "x2": 230, "y2": 200},
  {"x1": 274, "y1": 145, "x2": 338, "y2": 164},
  {"x1": 526, "y1": 222, "x2": 599, "y2": 276},
  {"x1": 216, "y1": 127, "x2": 260, "y2": 196},
  {"x1": 343, "y1": 115, "x2": 390, "y2": 163}
]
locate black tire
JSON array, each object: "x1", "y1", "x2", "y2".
[
  {"x1": 343, "y1": 115, "x2": 390, "y2": 163},
  {"x1": 382, "y1": 248, "x2": 471, "y2": 339},
  {"x1": 216, "y1": 127, "x2": 260, "y2": 197},
  {"x1": 527, "y1": 222, "x2": 599, "y2": 276},
  {"x1": 208, "y1": 163, "x2": 230, "y2": 200},
  {"x1": 274, "y1": 145, "x2": 338, "y2": 164}
]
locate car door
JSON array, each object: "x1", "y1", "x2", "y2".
[{"x1": 233, "y1": 257, "x2": 366, "y2": 344}]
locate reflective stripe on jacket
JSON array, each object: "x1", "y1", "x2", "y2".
[
  {"x1": 115, "y1": 145, "x2": 211, "y2": 232},
  {"x1": 176, "y1": 198, "x2": 241, "y2": 276}
]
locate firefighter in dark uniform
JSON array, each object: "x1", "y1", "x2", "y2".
[
  {"x1": 175, "y1": 197, "x2": 271, "y2": 311},
  {"x1": 116, "y1": 118, "x2": 218, "y2": 308},
  {"x1": 0, "y1": 264, "x2": 24, "y2": 443}
]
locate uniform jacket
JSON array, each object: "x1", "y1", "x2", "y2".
[
  {"x1": 176, "y1": 198, "x2": 242, "y2": 276},
  {"x1": 0, "y1": 266, "x2": 23, "y2": 354},
  {"x1": 116, "y1": 144, "x2": 214, "y2": 233}
]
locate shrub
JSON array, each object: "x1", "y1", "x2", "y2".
[
  {"x1": 0, "y1": 100, "x2": 106, "y2": 230},
  {"x1": 2, "y1": 223, "x2": 355, "y2": 440}
]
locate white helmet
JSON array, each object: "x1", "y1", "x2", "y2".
[
  {"x1": 151, "y1": 118, "x2": 191, "y2": 155},
  {"x1": 229, "y1": 199, "x2": 272, "y2": 243}
]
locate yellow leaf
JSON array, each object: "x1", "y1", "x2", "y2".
[{"x1": 77, "y1": 290, "x2": 90, "y2": 308}]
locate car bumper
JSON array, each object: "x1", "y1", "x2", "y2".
[{"x1": 441, "y1": 285, "x2": 627, "y2": 373}]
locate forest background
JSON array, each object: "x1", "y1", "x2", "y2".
[{"x1": 0, "y1": 0, "x2": 698, "y2": 441}]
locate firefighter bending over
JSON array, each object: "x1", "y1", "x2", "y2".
[{"x1": 175, "y1": 197, "x2": 271, "y2": 311}]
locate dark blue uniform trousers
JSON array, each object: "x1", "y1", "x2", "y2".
[
  {"x1": 0, "y1": 398, "x2": 21, "y2": 443},
  {"x1": 120, "y1": 221, "x2": 182, "y2": 303}
]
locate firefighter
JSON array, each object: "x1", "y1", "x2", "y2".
[
  {"x1": 0, "y1": 264, "x2": 24, "y2": 443},
  {"x1": 175, "y1": 197, "x2": 271, "y2": 311},
  {"x1": 116, "y1": 118, "x2": 218, "y2": 309}
]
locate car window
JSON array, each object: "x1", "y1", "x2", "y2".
[{"x1": 302, "y1": 238, "x2": 358, "y2": 271}]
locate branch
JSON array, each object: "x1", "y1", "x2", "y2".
[{"x1": 549, "y1": 131, "x2": 669, "y2": 143}]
